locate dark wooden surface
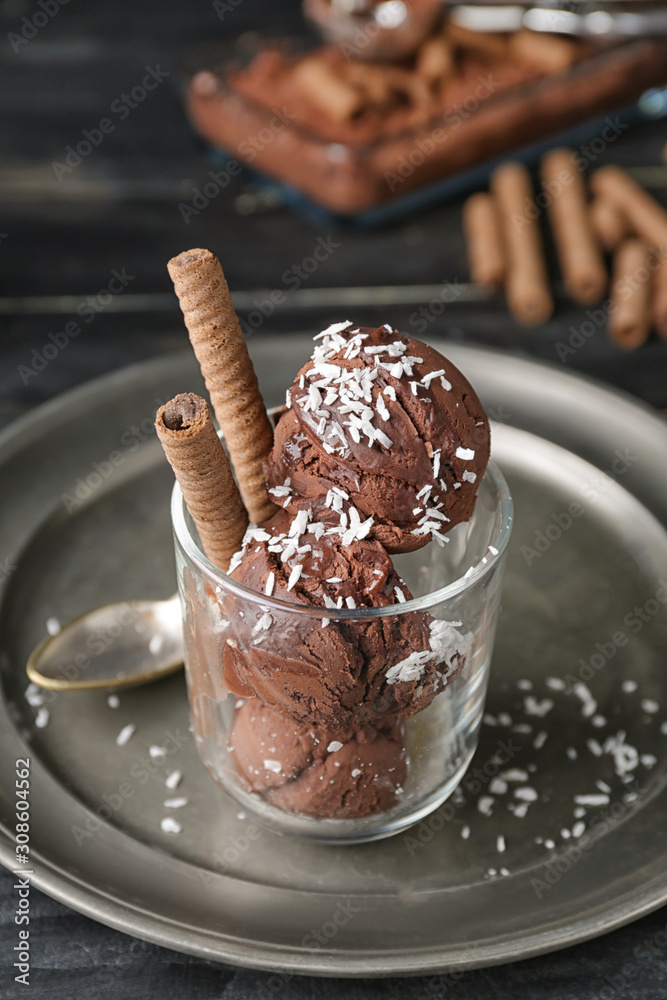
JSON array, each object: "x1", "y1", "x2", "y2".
[{"x1": 2, "y1": 1, "x2": 667, "y2": 996}]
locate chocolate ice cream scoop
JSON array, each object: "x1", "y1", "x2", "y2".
[
  {"x1": 230, "y1": 698, "x2": 407, "y2": 818},
  {"x1": 264, "y1": 323, "x2": 490, "y2": 553},
  {"x1": 220, "y1": 505, "x2": 468, "y2": 730}
]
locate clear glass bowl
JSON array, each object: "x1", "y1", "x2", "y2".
[{"x1": 172, "y1": 455, "x2": 512, "y2": 844}]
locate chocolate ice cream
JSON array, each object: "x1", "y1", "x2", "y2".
[
  {"x1": 222, "y1": 504, "x2": 468, "y2": 730},
  {"x1": 264, "y1": 322, "x2": 490, "y2": 553},
  {"x1": 230, "y1": 698, "x2": 407, "y2": 819},
  {"x1": 208, "y1": 320, "x2": 484, "y2": 821}
]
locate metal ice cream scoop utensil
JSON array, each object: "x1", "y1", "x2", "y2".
[{"x1": 26, "y1": 595, "x2": 184, "y2": 691}]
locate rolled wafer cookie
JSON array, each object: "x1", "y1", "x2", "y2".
[
  {"x1": 589, "y1": 197, "x2": 628, "y2": 252},
  {"x1": 446, "y1": 22, "x2": 508, "y2": 58},
  {"x1": 167, "y1": 248, "x2": 277, "y2": 525},
  {"x1": 608, "y1": 239, "x2": 652, "y2": 350},
  {"x1": 491, "y1": 162, "x2": 554, "y2": 326},
  {"x1": 591, "y1": 167, "x2": 667, "y2": 253},
  {"x1": 541, "y1": 149, "x2": 607, "y2": 306},
  {"x1": 156, "y1": 393, "x2": 248, "y2": 571},
  {"x1": 417, "y1": 34, "x2": 454, "y2": 86},
  {"x1": 463, "y1": 192, "x2": 505, "y2": 291},
  {"x1": 291, "y1": 58, "x2": 364, "y2": 122},
  {"x1": 508, "y1": 29, "x2": 578, "y2": 73}
]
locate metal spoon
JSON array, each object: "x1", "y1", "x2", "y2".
[{"x1": 26, "y1": 595, "x2": 184, "y2": 692}]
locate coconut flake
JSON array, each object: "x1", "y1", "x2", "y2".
[
  {"x1": 160, "y1": 817, "x2": 182, "y2": 834},
  {"x1": 286, "y1": 564, "x2": 303, "y2": 592},
  {"x1": 116, "y1": 723, "x2": 136, "y2": 747}
]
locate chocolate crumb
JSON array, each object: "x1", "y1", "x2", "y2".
[{"x1": 162, "y1": 393, "x2": 202, "y2": 430}]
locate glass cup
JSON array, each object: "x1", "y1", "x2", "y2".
[{"x1": 172, "y1": 454, "x2": 512, "y2": 844}]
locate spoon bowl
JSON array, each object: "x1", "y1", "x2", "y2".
[{"x1": 26, "y1": 595, "x2": 184, "y2": 691}]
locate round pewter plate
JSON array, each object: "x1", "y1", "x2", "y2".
[{"x1": 0, "y1": 338, "x2": 666, "y2": 977}]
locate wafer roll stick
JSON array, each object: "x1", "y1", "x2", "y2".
[
  {"x1": 463, "y1": 192, "x2": 505, "y2": 291},
  {"x1": 491, "y1": 162, "x2": 554, "y2": 326},
  {"x1": 167, "y1": 249, "x2": 277, "y2": 525},
  {"x1": 417, "y1": 34, "x2": 454, "y2": 85},
  {"x1": 291, "y1": 58, "x2": 364, "y2": 121},
  {"x1": 446, "y1": 22, "x2": 508, "y2": 58},
  {"x1": 156, "y1": 394, "x2": 248, "y2": 571},
  {"x1": 345, "y1": 62, "x2": 392, "y2": 105},
  {"x1": 540, "y1": 149, "x2": 607, "y2": 306},
  {"x1": 384, "y1": 67, "x2": 432, "y2": 107},
  {"x1": 589, "y1": 197, "x2": 629, "y2": 252},
  {"x1": 508, "y1": 29, "x2": 578, "y2": 73},
  {"x1": 652, "y1": 255, "x2": 667, "y2": 339},
  {"x1": 608, "y1": 239, "x2": 652, "y2": 349},
  {"x1": 591, "y1": 167, "x2": 667, "y2": 252}
]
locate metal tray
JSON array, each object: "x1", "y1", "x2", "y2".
[{"x1": 0, "y1": 338, "x2": 666, "y2": 977}]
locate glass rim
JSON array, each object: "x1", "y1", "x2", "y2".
[{"x1": 171, "y1": 458, "x2": 513, "y2": 620}]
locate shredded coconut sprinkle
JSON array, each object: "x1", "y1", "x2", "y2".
[
  {"x1": 115, "y1": 724, "x2": 136, "y2": 747},
  {"x1": 160, "y1": 817, "x2": 182, "y2": 834}
]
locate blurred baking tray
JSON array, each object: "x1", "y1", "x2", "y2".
[
  {"x1": 178, "y1": 34, "x2": 667, "y2": 225},
  {"x1": 205, "y1": 89, "x2": 667, "y2": 227},
  {"x1": 0, "y1": 338, "x2": 666, "y2": 975}
]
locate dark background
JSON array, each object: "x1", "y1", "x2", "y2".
[{"x1": 1, "y1": 0, "x2": 667, "y2": 996}]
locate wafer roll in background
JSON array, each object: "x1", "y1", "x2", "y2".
[
  {"x1": 541, "y1": 149, "x2": 607, "y2": 305},
  {"x1": 608, "y1": 239, "x2": 652, "y2": 349},
  {"x1": 591, "y1": 167, "x2": 667, "y2": 253},
  {"x1": 417, "y1": 34, "x2": 454, "y2": 86},
  {"x1": 491, "y1": 162, "x2": 554, "y2": 326},
  {"x1": 463, "y1": 192, "x2": 505, "y2": 291},
  {"x1": 291, "y1": 58, "x2": 364, "y2": 121},
  {"x1": 156, "y1": 393, "x2": 248, "y2": 571},
  {"x1": 167, "y1": 248, "x2": 277, "y2": 525},
  {"x1": 446, "y1": 22, "x2": 508, "y2": 58},
  {"x1": 508, "y1": 29, "x2": 578, "y2": 73},
  {"x1": 345, "y1": 62, "x2": 392, "y2": 105},
  {"x1": 589, "y1": 197, "x2": 629, "y2": 252}
]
